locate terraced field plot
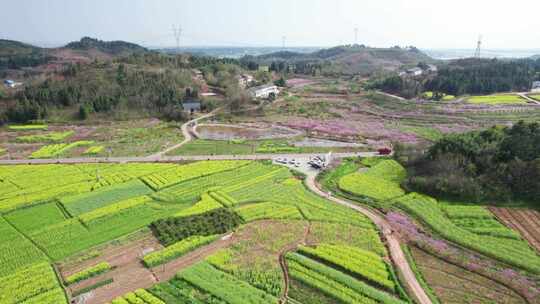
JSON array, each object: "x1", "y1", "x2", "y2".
[
  {"x1": 408, "y1": 246, "x2": 526, "y2": 304},
  {"x1": 467, "y1": 94, "x2": 528, "y2": 105}
]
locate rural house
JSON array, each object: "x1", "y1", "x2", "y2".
[
  {"x1": 236, "y1": 74, "x2": 254, "y2": 88},
  {"x1": 182, "y1": 100, "x2": 201, "y2": 113},
  {"x1": 248, "y1": 84, "x2": 280, "y2": 99}
]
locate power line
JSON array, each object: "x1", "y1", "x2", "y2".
[
  {"x1": 172, "y1": 25, "x2": 182, "y2": 50},
  {"x1": 474, "y1": 35, "x2": 482, "y2": 58}
]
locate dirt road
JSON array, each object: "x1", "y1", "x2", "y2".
[
  {"x1": 304, "y1": 174, "x2": 432, "y2": 304},
  {"x1": 148, "y1": 110, "x2": 217, "y2": 158}
]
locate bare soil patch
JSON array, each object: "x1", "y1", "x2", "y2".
[
  {"x1": 489, "y1": 207, "x2": 540, "y2": 253},
  {"x1": 196, "y1": 123, "x2": 302, "y2": 140}
]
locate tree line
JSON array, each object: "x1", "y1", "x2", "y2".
[
  {"x1": 397, "y1": 121, "x2": 540, "y2": 205},
  {"x1": 371, "y1": 58, "x2": 540, "y2": 98}
]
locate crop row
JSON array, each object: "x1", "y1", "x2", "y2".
[
  {"x1": 141, "y1": 160, "x2": 250, "y2": 190},
  {"x1": 16, "y1": 131, "x2": 74, "y2": 143},
  {"x1": 0, "y1": 262, "x2": 66, "y2": 303},
  {"x1": 0, "y1": 217, "x2": 49, "y2": 276},
  {"x1": 174, "y1": 193, "x2": 223, "y2": 217},
  {"x1": 153, "y1": 162, "x2": 280, "y2": 203},
  {"x1": 143, "y1": 235, "x2": 218, "y2": 267},
  {"x1": 112, "y1": 288, "x2": 165, "y2": 304},
  {"x1": 8, "y1": 124, "x2": 48, "y2": 131},
  {"x1": 30, "y1": 140, "x2": 94, "y2": 158},
  {"x1": 235, "y1": 202, "x2": 303, "y2": 222},
  {"x1": 339, "y1": 173, "x2": 405, "y2": 202},
  {"x1": 208, "y1": 190, "x2": 237, "y2": 207},
  {"x1": 394, "y1": 192, "x2": 540, "y2": 274},
  {"x1": 287, "y1": 253, "x2": 404, "y2": 304},
  {"x1": 297, "y1": 244, "x2": 395, "y2": 290},
  {"x1": 79, "y1": 196, "x2": 151, "y2": 224},
  {"x1": 60, "y1": 179, "x2": 152, "y2": 216},
  {"x1": 83, "y1": 145, "x2": 105, "y2": 155},
  {"x1": 364, "y1": 159, "x2": 407, "y2": 184},
  {"x1": 442, "y1": 204, "x2": 494, "y2": 219},
  {"x1": 177, "y1": 261, "x2": 278, "y2": 304},
  {"x1": 65, "y1": 261, "x2": 112, "y2": 285}
]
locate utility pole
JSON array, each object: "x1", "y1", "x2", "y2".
[
  {"x1": 172, "y1": 25, "x2": 182, "y2": 51},
  {"x1": 474, "y1": 35, "x2": 482, "y2": 58},
  {"x1": 354, "y1": 28, "x2": 359, "y2": 45}
]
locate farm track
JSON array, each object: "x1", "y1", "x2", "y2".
[
  {"x1": 304, "y1": 174, "x2": 433, "y2": 304},
  {"x1": 489, "y1": 207, "x2": 540, "y2": 253},
  {"x1": 278, "y1": 221, "x2": 311, "y2": 304}
]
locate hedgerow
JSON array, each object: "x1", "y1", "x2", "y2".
[{"x1": 150, "y1": 208, "x2": 243, "y2": 246}]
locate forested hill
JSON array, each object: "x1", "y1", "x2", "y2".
[
  {"x1": 0, "y1": 39, "x2": 42, "y2": 56},
  {"x1": 0, "y1": 39, "x2": 53, "y2": 70},
  {"x1": 240, "y1": 45, "x2": 436, "y2": 76},
  {"x1": 64, "y1": 37, "x2": 148, "y2": 55},
  {"x1": 425, "y1": 58, "x2": 540, "y2": 95}
]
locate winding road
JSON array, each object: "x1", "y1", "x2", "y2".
[{"x1": 304, "y1": 173, "x2": 432, "y2": 304}]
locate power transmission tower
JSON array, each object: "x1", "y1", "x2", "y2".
[
  {"x1": 172, "y1": 25, "x2": 182, "y2": 51},
  {"x1": 474, "y1": 35, "x2": 482, "y2": 58},
  {"x1": 354, "y1": 28, "x2": 359, "y2": 45}
]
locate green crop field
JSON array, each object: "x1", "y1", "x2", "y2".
[{"x1": 467, "y1": 94, "x2": 527, "y2": 105}]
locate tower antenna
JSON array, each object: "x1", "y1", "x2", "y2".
[
  {"x1": 354, "y1": 28, "x2": 359, "y2": 45},
  {"x1": 172, "y1": 25, "x2": 182, "y2": 51},
  {"x1": 282, "y1": 36, "x2": 286, "y2": 49},
  {"x1": 474, "y1": 35, "x2": 482, "y2": 58}
]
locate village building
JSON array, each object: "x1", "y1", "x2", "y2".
[
  {"x1": 406, "y1": 67, "x2": 423, "y2": 76},
  {"x1": 236, "y1": 74, "x2": 254, "y2": 88},
  {"x1": 182, "y1": 100, "x2": 201, "y2": 113},
  {"x1": 248, "y1": 84, "x2": 280, "y2": 99}
]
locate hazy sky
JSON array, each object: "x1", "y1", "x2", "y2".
[{"x1": 1, "y1": 0, "x2": 539, "y2": 49}]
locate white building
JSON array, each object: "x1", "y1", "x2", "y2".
[
  {"x1": 248, "y1": 84, "x2": 280, "y2": 99},
  {"x1": 532, "y1": 81, "x2": 540, "y2": 93},
  {"x1": 236, "y1": 74, "x2": 254, "y2": 88},
  {"x1": 406, "y1": 67, "x2": 423, "y2": 76}
]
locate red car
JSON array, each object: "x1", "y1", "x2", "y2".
[{"x1": 378, "y1": 148, "x2": 392, "y2": 155}]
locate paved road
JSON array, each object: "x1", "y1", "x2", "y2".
[
  {"x1": 0, "y1": 152, "x2": 379, "y2": 165},
  {"x1": 303, "y1": 173, "x2": 432, "y2": 304},
  {"x1": 517, "y1": 92, "x2": 540, "y2": 105}
]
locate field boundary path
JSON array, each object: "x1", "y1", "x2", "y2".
[{"x1": 304, "y1": 174, "x2": 433, "y2": 304}]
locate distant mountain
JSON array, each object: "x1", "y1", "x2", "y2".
[
  {"x1": 64, "y1": 37, "x2": 148, "y2": 55},
  {"x1": 531, "y1": 54, "x2": 540, "y2": 60},
  {"x1": 242, "y1": 45, "x2": 436, "y2": 75},
  {"x1": 0, "y1": 39, "x2": 42, "y2": 56}
]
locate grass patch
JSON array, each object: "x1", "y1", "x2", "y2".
[{"x1": 467, "y1": 94, "x2": 527, "y2": 105}]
